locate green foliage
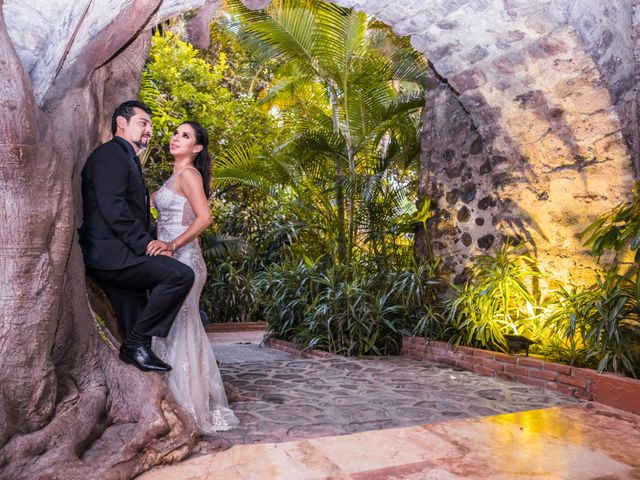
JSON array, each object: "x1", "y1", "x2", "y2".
[
  {"x1": 201, "y1": 259, "x2": 256, "y2": 323},
  {"x1": 139, "y1": 4, "x2": 443, "y2": 364},
  {"x1": 444, "y1": 243, "x2": 540, "y2": 352},
  {"x1": 553, "y1": 181, "x2": 640, "y2": 377},
  {"x1": 211, "y1": 0, "x2": 440, "y2": 358},
  {"x1": 581, "y1": 182, "x2": 640, "y2": 262},
  {"x1": 388, "y1": 258, "x2": 446, "y2": 340},
  {"x1": 255, "y1": 255, "x2": 442, "y2": 355},
  {"x1": 203, "y1": 15, "x2": 280, "y2": 97},
  {"x1": 226, "y1": 0, "x2": 428, "y2": 271},
  {"x1": 139, "y1": 30, "x2": 281, "y2": 190},
  {"x1": 199, "y1": 230, "x2": 256, "y2": 323},
  {"x1": 137, "y1": 9, "x2": 640, "y2": 379},
  {"x1": 544, "y1": 271, "x2": 640, "y2": 377},
  {"x1": 139, "y1": 28, "x2": 289, "y2": 322},
  {"x1": 439, "y1": 233, "x2": 640, "y2": 377}
]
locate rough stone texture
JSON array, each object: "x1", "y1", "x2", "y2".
[
  {"x1": 186, "y1": 0, "x2": 221, "y2": 49},
  {"x1": 210, "y1": 337, "x2": 579, "y2": 446},
  {"x1": 418, "y1": 76, "x2": 498, "y2": 276},
  {"x1": 3, "y1": 0, "x2": 208, "y2": 103},
  {"x1": 574, "y1": 1, "x2": 638, "y2": 174},
  {"x1": 333, "y1": 0, "x2": 637, "y2": 284}
]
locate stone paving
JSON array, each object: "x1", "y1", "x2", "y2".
[
  {"x1": 141, "y1": 403, "x2": 640, "y2": 480},
  {"x1": 208, "y1": 332, "x2": 581, "y2": 446},
  {"x1": 140, "y1": 331, "x2": 640, "y2": 480}
]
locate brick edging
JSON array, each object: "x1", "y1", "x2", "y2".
[
  {"x1": 263, "y1": 337, "x2": 341, "y2": 360},
  {"x1": 402, "y1": 336, "x2": 640, "y2": 416},
  {"x1": 204, "y1": 321, "x2": 267, "y2": 332}
]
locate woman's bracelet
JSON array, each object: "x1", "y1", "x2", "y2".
[{"x1": 171, "y1": 240, "x2": 177, "y2": 252}]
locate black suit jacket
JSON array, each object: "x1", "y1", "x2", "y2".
[{"x1": 79, "y1": 137, "x2": 154, "y2": 270}]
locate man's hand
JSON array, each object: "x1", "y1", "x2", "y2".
[{"x1": 146, "y1": 239, "x2": 172, "y2": 256}]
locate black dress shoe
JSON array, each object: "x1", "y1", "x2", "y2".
[
  {"x1": 119, "y1": 344, "x2": 172, "y2": 372},
  {"x1": 145, "y1": 347, "x2": 173, "y2": 371}
]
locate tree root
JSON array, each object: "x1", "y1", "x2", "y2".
[
  {"x1": 0, "y1": 298, "x2": 198, "y2": 480},
  {"x1": 0, "y1": 349, "x2": 199, "y2": 480}
]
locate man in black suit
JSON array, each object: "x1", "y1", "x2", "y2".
[{"x1": 79, "y1": 100, "x2": 194, "y2": 372}]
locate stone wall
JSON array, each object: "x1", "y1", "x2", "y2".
[
  {"x1": 418, "y1": 74, "x2": 498, "y2": 281},
  {"x1": 574, "y1": 1, "x2": 638, "y2": 173},
  {"x1": 332, "y1": 0, "x2": 639, "y2": 284}
]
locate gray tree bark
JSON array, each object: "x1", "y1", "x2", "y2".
[{"x1": 186, "y1": 0, "x2": 222, "y2": 49}]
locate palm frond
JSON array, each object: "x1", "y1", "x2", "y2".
[
  {"x1": 228, "y1": 0, "x2": 321, "y2": 77},
  {"x1": 214, "y1": 143, "x2": 283, "y2": 194},
  {"x1": 314, "y1": 4, "x2": 368, "y2": 85},
  {"x1": 201, "y1": 231, "x2": 252, "y2": 261}
]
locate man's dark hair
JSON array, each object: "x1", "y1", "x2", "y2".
[{"x1": 111, "y1": 100, "x2": 152, "y2": 135}]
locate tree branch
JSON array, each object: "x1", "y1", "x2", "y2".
[
  {"x1": 0, "y1": 0, "x2": 36, "y2": 147},
  {"x1": 43, "y1": 0, "x2": 163, "y2": 106}
]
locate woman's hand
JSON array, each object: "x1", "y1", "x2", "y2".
[{"x1": 146, "y1": 239, "x2": 172, "y2": 256}]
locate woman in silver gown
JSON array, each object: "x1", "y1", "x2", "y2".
[{"x1": 148, "y1": 121, "x2": 238, "y2": 433}]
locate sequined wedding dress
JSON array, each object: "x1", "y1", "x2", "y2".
[{"x1": 152, "y1": 167, "x2": 238, "y2": 433}]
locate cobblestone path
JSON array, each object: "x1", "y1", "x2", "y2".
[{"x1": 210, "y1": 337, "x2": 581, "y2": 446}]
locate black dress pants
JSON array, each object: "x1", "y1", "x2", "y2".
[{"x1": 88, "y1": 255, "x2": 195, "y2": 348}]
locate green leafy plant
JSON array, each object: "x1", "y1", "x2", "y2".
[
  {"x1": 140, "y1": 3, "x2": 440, "y2": 353},
  {"x1": 444, "y1": 243, "x2": 540, "y2": 352},
  {"x1": 386, "y1": 257, "x2": 446, "y2": 340},
  {"x1": 581, "y1": 181, "x2": 640, "y2": 262},
  {"x1": 544, "y1": 271, "x2": 640, "y2": 377},
  {"x1": 139, "y1": 30, "x2": 282, "y2": 191},
  {"x1": 540, "y1": 285, "x2": 594, "y2": 367},
  {"x1": 254, "y1": 257, "x2": 324, "y2": 342},
  {"x1": 255, "y1": 255, "x2": 421, "y2": 356},
  {"x1": 227, "y1": 0, "x2": 429, "y2": 272},
  {"x1": 199, "y1": 231, "x2": 257, "y2": 323},
  {"x1": 552, "y1": 182, "x2": 640, "y2": 377}
]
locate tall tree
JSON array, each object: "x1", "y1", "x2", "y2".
[
  {"x1": 0, "y1": 2, "x2": 224, "y2": 479},
  {"x1": 226, "y1": 0, "x2": 429, "y2": 268}
]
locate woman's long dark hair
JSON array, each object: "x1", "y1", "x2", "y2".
[{"x1": 182, "y1": 121, "x2": 212, "y2": 198}]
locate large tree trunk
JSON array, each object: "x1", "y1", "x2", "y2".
[
  {"x1": 0, "y1": 2, "x2": 215, "y2": 478},
  {"x1": 186, "y1": 0, "x2": 221, "y2": 49}
]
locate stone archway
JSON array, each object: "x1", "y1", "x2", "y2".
[
  {"x1": 8, "y1": 0, "x2": 637, "y2": 283},
  {"x1": 239, "y1": 0, "x2": 638, "y2": 282},
  {"x1": 337, "y1": 0, "x2": 637, "y2": 282}
]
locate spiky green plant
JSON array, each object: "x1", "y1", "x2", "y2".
[
  {"x1": 581, "y1": 182, "x2": 640, "y2": 262},
  {"x1": 544, "y1": 271, "x2": 640, "y2": 377},
  {"x1": 255, "y1": 255, "x2": 422, "y2": 356},
  {"x1": 444, "y1": 243, "x2": 541, "y2": 352}
]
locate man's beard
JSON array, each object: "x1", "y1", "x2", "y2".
[{"x1": 134, "y1": 135, "x2": 150, "y2": 150}]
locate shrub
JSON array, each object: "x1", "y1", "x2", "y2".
[
  {"x1": 544, "y1": 270, "x2": 640, "y2": 377},
  {"x1": 255, "y1": 256, "x2": 442, "y2": 355},
  {"x1": 443, "y1": 243, "x2": 540, "y2": 352}
]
